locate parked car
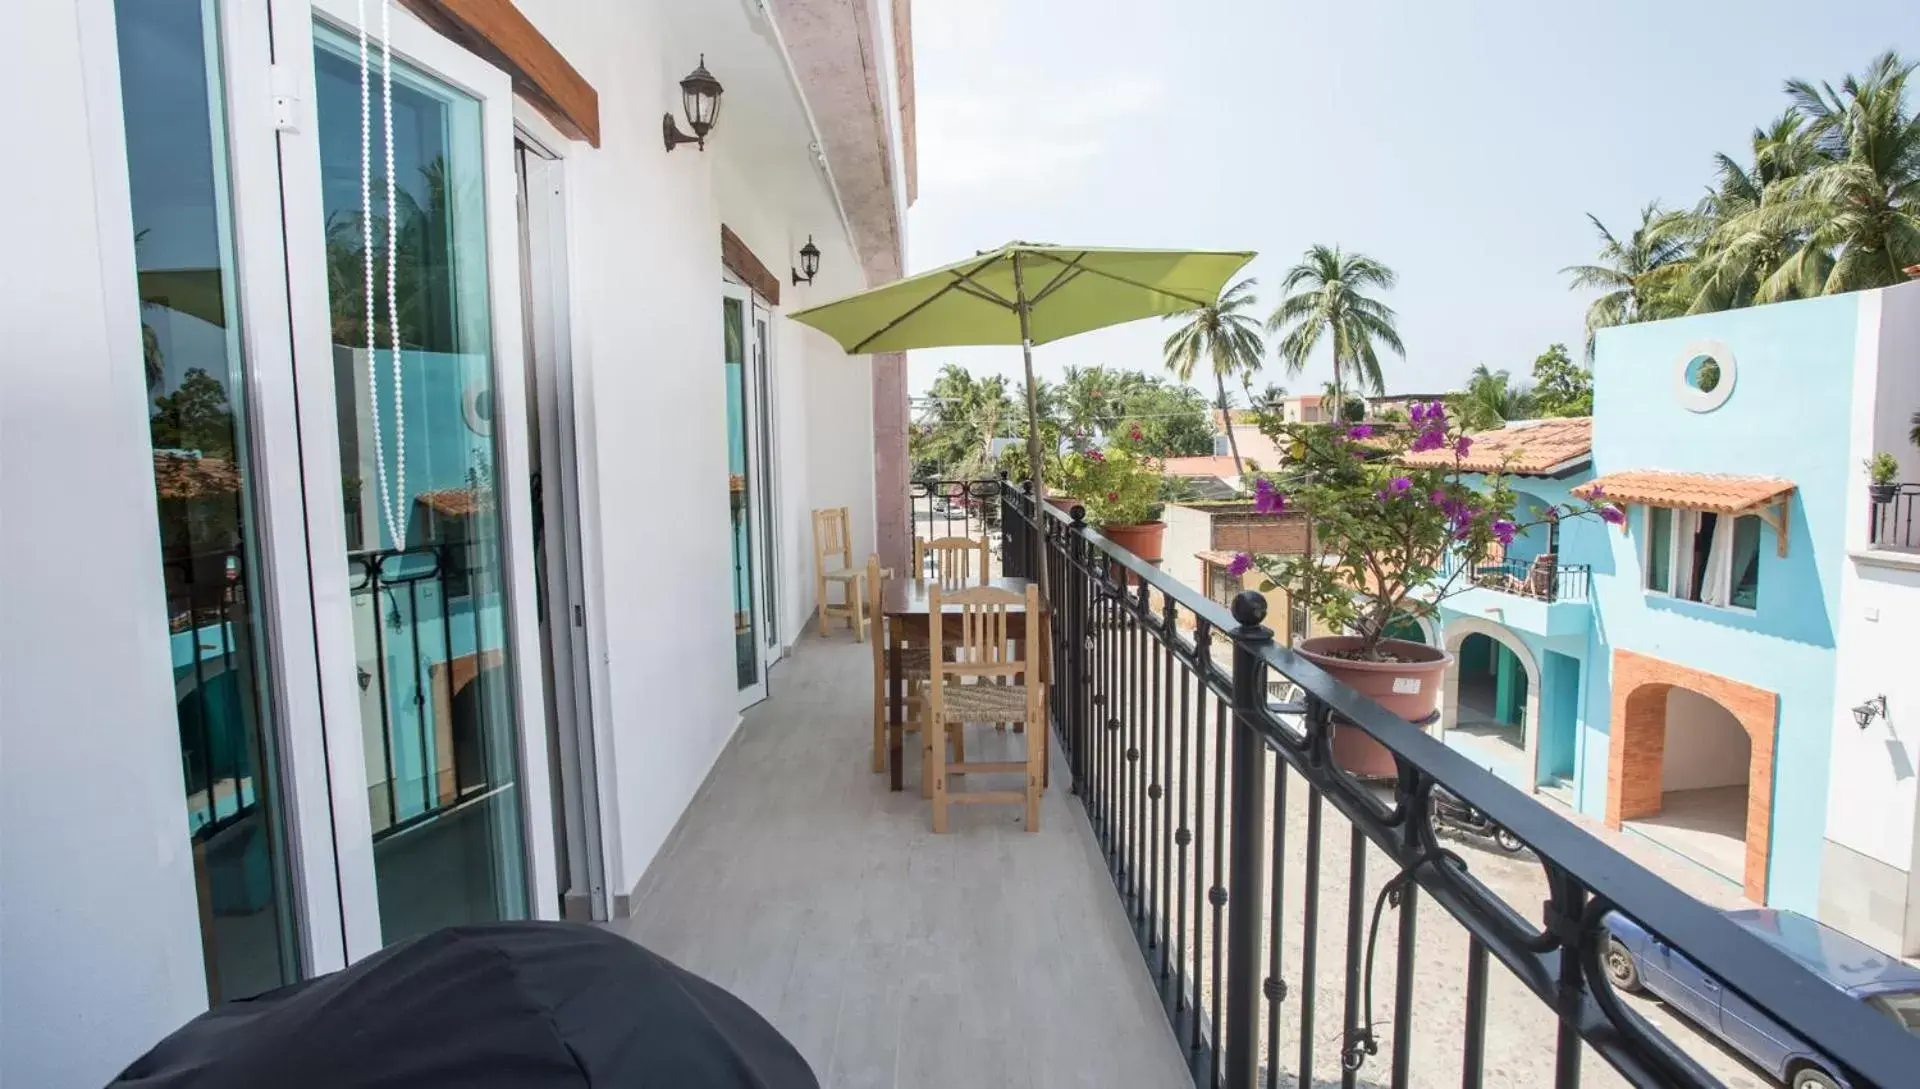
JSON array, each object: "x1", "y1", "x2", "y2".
[{"x1": 1604, "y1": 908, "x2": 1920, "y2": 1088}]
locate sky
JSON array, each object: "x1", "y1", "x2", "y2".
[{"x1": 902, "y1": 0, "x2": 1913, "y2": 401}]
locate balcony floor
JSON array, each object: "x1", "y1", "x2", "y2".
[{"x1": 613, "y1": 636, "x2": 1192, "y2": 1089}]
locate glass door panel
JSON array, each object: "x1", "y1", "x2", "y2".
[
  {"x1": 311, "y1": 20, "x2": 527, "y2": 943},
  {"x1": 725, "y1": 296, "x2": 761, "y2": 695},
  {"x1": 114, "y1": 0, "x2": 299, "y2": 1001}
]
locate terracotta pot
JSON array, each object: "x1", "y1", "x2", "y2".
[
  {"x1": 1099, "y1": 521, "x2": 1166, "y2": 565},
  {"x1": 1295, "y1": 636, "x2": 1452, "y2": 780},
  {"x1": 1045, "y1": 495, "x2": 1079, "y2": 514}
]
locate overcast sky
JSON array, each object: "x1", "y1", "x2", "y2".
[{"x1": 902, "y1": 0, "x2": 1912, "y2": 400}]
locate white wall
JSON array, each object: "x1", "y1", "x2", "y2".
[
  {"x1": 0, "y1": 0, "x2": 209, "y2": 1083},
  {"x1": 1830, "y1": 284, "x2": 1920, "y2": 873},
  {"x1": 1871, "y1": 281, "x2": 1920, "y2": 482},
  {"x1": 511, "y1": 0, "x2": 882, "y2": 901},
  {"x1": 1660, "y1": 687, "x2": 1752, "y2": 792}
]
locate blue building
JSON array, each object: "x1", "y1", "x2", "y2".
[{"x1": 1411, "y1": 281, "x2": 1920, "y2": 928}]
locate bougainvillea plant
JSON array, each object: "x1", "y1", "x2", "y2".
[
  {"x1": 1237, "y1": 402, "x2": 1624, "y2": 662},
  {"x1": 1050, "y1": 431, "x2": 1164, "y2": 528}
]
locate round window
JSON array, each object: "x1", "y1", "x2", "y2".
[
  {"x1": 462, "y1": 384, "x2": 494, "y2": 436},
  {"x1": 1673, "y1": 341, "x2": 1735, "y2": 412}
]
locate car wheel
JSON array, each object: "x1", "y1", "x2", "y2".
[
  {"x1": 1604, "y1": 938, "x2": 1642, "y2": 993},
  {"x1": 1493, "y1": 826, "x2": 1523, "y2": 853},
  {"x1": 1791, "y1": 1066, "x2": 1840, "y2": 1089}
]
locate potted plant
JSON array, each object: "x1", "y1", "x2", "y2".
[
  {"x1": 1053, "y1": 431, "x2": 1167, "y2": 564},
  {"x1": 1235, "y1": 406, "x2": 1623, "y2": 778},
  {"x1": 1866, "y1": 452, "x2": 1900, "y2": 504}
]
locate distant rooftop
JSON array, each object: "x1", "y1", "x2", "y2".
[{"x1": 1401, "y1": 417, "x2": 1592, "y2": 477}]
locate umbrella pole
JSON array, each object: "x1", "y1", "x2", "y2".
[{"x1": 1012, "y1": 254, "x2": 1050, "y2": 600}]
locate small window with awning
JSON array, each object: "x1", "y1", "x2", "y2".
[{"x1": 1573, "y1": 471, "x2": 1794, "y2": 612}]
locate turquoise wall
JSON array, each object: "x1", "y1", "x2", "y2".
[{"x1": 1577, "y1": 293, "x2": 1860, "y2": 911}]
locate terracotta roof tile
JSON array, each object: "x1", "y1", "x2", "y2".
[
  {"x1": 1572, "y1": 471, "x2": 1794, "y2": 514},
  {"x1": 416, "y1": 488, "x2": 493, "y2": 518},
  {"x1": 1400, "y1": 417, "x2": 1592, "y2": 476},
  {"x1": 153, "y1": 452, "x2": 240, "y2": 499}
]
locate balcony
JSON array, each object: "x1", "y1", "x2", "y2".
[
  {"x1": 1870, "y1": 484, "x2": 1920, "y2": 552},
  {"x1": 1440, "y1": 553, "x2": 1592, "y2": 638},
  {"x1": 612, "y1": 482, "x2": 1916, "y2": 1089}
]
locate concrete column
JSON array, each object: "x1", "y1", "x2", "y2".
[{"x1": 871, "y1": 350, "x2": 910, "y2": 571}]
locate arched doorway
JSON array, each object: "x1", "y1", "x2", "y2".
[
  {"x1": 1442, "y1": 618, "x2": 1541, "y2": 786},
  {"x1": 1606, "y1": 649, "x2": 1777, "y2": 902}
]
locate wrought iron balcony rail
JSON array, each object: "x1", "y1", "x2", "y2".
[
  {"x1": 1869, "y1": 484, "x2": 1920, "y2": 552},
  {"x1": 987, "y1": 479, "x2": 1917, "y2": 1089},
  {"x1": 1440, "y1": 551, "x2": 1592, "y2": 604}
]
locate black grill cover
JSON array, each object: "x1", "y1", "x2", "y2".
[{"x1": 108, "y1": 922, "x2": 819, "y2": 1089}]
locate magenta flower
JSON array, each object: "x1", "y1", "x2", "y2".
[
  {"x1": 1228, "y1": 552, "x2": 1255, "y2": 578},
  {"x1": 1454, "y1": 435, "x2": 1473, "y2": 458},
  {"x1": 1128, "y1": 424, "x2": 1144, "y2": 442},
  {"x1": 1084, "y1": 449, "x2": 1105, "y2": 462},
  {"x1": 1253, "y1": 477, "x2": 1287, "y2": 515},
  {"x1": 1590, "y1": 484, "x2": 1607, "y2": 498},
  {"x1": 1491, "y1": 519, "x2": 1516, "y2": 545},
  {"x1": 1346, "y1": 424, "x2": 1374, "y2": 440},
  {"x1": 1375, "y1": 490, "x2": 1390, "y2": 502},
  {"x1": 1409, "y1": 402, "x2": 1427, "y2": 424},
  {"x1": 1409, "y1": 429, "x2": 1446, "y2": 453},
  {"x1": 1106, "y1": 491, "x2": 1119, "y2": 502},
  {"x1": 1600, "y1": 505, "x2": 1626, "y2": 525},
  {"x1": 1430, "y1": 490, "x2": 1446, "y2": 505},
  {"x1": 1389, "y1": 476, "x2": 1411, "y2": 492}
]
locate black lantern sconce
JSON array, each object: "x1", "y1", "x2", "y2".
[
  {"x1": 791, "y1": 236, "x2": 821, "y2": 286},
  {"x1": 1852, "y1": 694, "x2": 1888, "y2": 728},
  {"x1": 663, "y1": 55, "x2": 723, "y2": 152}
]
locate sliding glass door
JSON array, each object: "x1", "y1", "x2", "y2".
[
  {"x1": 305, "y1": 13, "x2": 533, "y2": 944},
  {"x1": 113, "y1": 0, "x2": 300, "y2": 1002}
]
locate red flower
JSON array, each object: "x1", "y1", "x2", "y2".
[
  {"x1": 1106, "y1": 491, "x2": 1119, "y2": 502},
  {"x1": 1128, "y1": 425, "x2": 1144, "y2": 442}
]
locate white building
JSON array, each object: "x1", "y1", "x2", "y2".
[{"x1": 0, "y1": 0, "x2": 914, "y2": 1083}]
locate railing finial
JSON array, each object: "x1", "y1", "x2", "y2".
[
  {"x1": 1069, "y1": 504, "x2": 1087, "y2": 526},
  {"x1": 1230, "y1": 589, "x2": 1270, "y2": 636}
]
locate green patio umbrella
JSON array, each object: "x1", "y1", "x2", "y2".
[{"x1": 790, "y1": 243, "x2": 1255, "y2": 582}]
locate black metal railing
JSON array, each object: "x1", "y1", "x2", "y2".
[
  {"x1": 1442, "y1": 553, "x2": 1592, "y2": 604},
  {"x1": 1870, "y1": 484, "x2": 1920, "y2": 551},
  {"x1": 168, "y1": 546, "x2": 265, "y2": 843},
  {"x1": 999, "y1": 483, "x2": 1917, "y2": 1089},
  {"x1": 348, "y1": 543, "x2": 505, "y2": 841}
]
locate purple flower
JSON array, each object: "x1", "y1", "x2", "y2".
[
  {"x1": 1409, "y1": 402, "x2": 1427, "y2": 424},
  {"x1": 1491, "y1": 519, "x2": 1517, "y2": 545},
  {"x1": 1600, "y1": 505, "x2": 1626, "y2": 525},
  {"x1": 1454, "y1": 435, "x2": 1473, "y2": 458},
  {"x1": 1375, "y1": 490, "x2": 1389, "y2": 502},
  {"x1": 1590, "y1": 484, "x2": 1607, "y2": 498},
  {"x1": 1346, "y1": 424, "x2": 1374, "y2": 440},
  {"x1": 1409, "y1": 429, "x2": 1446, "y2": 454},
  {"x1": 1389, "y1": 476, "x2": 1411, "y2": 493},
  {"x1": 1430, "y1": 490, "x2": 1446, "y2": 505},
  {"x1": 1253, "y1": 477, "x2": 1287, "y2": 515},
  {"x1": 1425, "y1": 401, "x2": 1448, "y2": 425},
  {"x1": 1228, "y1": 552, "x2": 1255, "y2": 578}
]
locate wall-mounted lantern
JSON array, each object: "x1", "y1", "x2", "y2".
[
  {"x1": 663, "y1": 56, "x2": 723, "y2": 152},
  {"x1": 1852, "y1": 694, "x2": 1888, "y2": 728},
  {"x1": 791, "y1": 236, "x2": 821, "y2": 286}
]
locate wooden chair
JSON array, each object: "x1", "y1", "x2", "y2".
[
  {"x1": 867, "y1": 554, "x2": 929, "y2": 774},
  {"x1": 913, "y1": 534, "x2": 989, "y2": 586},
  {"x1": 925, "y1": 582, "x2": 1046, "y2": 833},
  {"x1": 812, "y1": 507, "x2": 869, "y2": 640}
]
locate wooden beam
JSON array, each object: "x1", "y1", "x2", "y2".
[
  {"x1": 721, "y1": 225, "x2": 781, "y2": 306},
  {"x1": 400, "y1": 0, "x2": 599, "y2": 147}
]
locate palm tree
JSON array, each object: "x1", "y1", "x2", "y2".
[
  {"x1": 1267, "y1": 246, "x2": 1405, "y2": 419},
  {"x1": 1741, "y1": 51, "x2": 1920, "y2": 297},
  {"x1": 1562, "y1": 203, "x2": 1695, "y2": 356},
  {"x1": 1687, "y1": 113, "x2": 1828, "y2": 312},
  {"x1": 1454, "y1": 365, "x2": 1537, "y2": 432},
  {"x1": 1163, "y1": 277, "x2": 1265, "y2": 478},
  {"x1": 914, "y1": 365, "x2": 1016, "y2": 479}
]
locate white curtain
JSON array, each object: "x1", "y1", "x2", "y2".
[{"x1": 1699, "y1": 514, "x2": 1732, "y2": 606}]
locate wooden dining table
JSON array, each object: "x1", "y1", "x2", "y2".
[{"x1": 880, "y1": 575, "x2": 1051, "y2": 792}]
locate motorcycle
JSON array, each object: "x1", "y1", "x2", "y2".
[{"x1": 1430, "y1": 784, "x2": 1524, "y2": 853}]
